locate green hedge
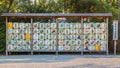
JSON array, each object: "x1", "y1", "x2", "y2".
[{"x1": 0, "y1": 22, "x2": 6, "y2": 52}]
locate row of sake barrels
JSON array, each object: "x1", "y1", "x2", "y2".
[
  {"x1": 33, "y1": 28, "x2": 82, "y2": 34},
  {"x1": 84, "y1": 28, "x2": 107, "y2": 34},
  {"x1": 33, "y1": 34, "x2": 81, "y2": 40},
  {"x1": 8, "y1": 33, "x2": 106, "y2": 40},
  {"x1": 8, "y1": 26, "x2": 107, "y2": 34},
  {"x1": 8, "y1": 39, "x2": 57, "y2": 45},
  {"x1": 59, "y1": 23, "x2": 81, "y2": 28},
  {"x1": 7, "y1": 44, "x2": 106, "y2": 51},
  {"x1": 7, "y1": 45, "x2": 31, "y2": 51},
  {"x1": 33, "y1": 22, "x2": 81, "y2": 29},
  {"x1": 8, "y1": 29, "x2": 31, "y2": 34},
  {"x1": 59, "y1": 29, "x2": 82, "y2": 34},
  {"x1": 84, "y1": 34, "x2": 107, "y2": 40},
  {"x1": 84, "y1": 23, "x2": 107, "y2": 28},
  {"x1": 84, "y1": 44, "x2": 107, "y2": 51},
  {"x1": 34, "y1": 23, "x2": 81, "y2": 28},
  {"x1": 7, "y1": 34, "x2": 31, "y2": 40},
  {"x1": 32, "y1": 45, "x2": 81, "y2": 51},
  {"x1": 84, "y1": 40, "x2": 107, "y2": 45},
  {"x1": 7, "y1": 22, "x2": 31, "y2": 29},
  {"x1": 8, "y1": 22, "x2": 107, "y2": 29}
]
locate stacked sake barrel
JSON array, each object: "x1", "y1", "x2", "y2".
[
  {"x1": 7, "y1": 22, "x2": 31, "y2": 51},
  {"x1": 33, "y1": 22, "x2": 56, "y2": 51},
  {"x1": 58, "y1": 23, "x2": 82, "y2": 51},
  {"x1": 84, "y1": 23, "x2": 107, "y2": 51},
  {"x1": 7, "y1": 22, "x2": 107, "y2": 53}
]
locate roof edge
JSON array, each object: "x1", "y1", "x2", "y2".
[{"x1": 1, "y1": 13, "x2": 112, "y2": 17}]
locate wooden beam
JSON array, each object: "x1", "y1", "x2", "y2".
[
  {"x1": 106, "y1": 17, "x2": 109, "y2": 55},
  {"x1": 6, "y1": 17, "x2": 8, "y2": 56},
  {"x1": 81, "y1": 17, "x2": 84, "y2": 55},
  {"x1": 56, "y1": 18, "x2": 58, "y2": 55},
  {"x1": 31, "y1": 18, "x2": 33, "y2": 55}
]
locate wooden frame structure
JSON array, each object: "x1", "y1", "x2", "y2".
[{"x1": 1, "y1": 13, "x2": 112, "y2": 55}]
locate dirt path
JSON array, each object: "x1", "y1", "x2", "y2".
[{"x1": 0, "y1": 55, "x2": 120, "y2": 68}]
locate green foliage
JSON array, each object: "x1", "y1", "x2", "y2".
[{"x1": 0, "y1": 23, "x2": 6, "y2": 52}]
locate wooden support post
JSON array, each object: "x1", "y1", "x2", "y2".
[
  {"x1": 56, "y1": 18, "x2": 58, "y2": 55},
  {"x1": 81, "y1": 17, "x2": 84, "y2": 55},
  {"x1": 31, "y1": 18, "x2": 33, "y2": 55},
  {"x1": 106, "y1": 17, "x2": 109, "y2": 55},
  {"x1": 114, "y1": 40, "x2": 117, "y2": 55},
  {"x1": 6, "y1": 17, "x2": 8, "y2": 56}
]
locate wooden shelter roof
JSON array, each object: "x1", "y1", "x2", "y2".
[{"x1": 1, "y1": 13, "x2": 112, "y2": 18}]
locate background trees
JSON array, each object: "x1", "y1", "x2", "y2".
[{"x1": 0, "y1": 0, "x2": 119, "y2": 54}]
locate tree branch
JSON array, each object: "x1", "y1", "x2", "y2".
[{"x1": 7, "y1": 0, "x2": 14, "y2": 12}]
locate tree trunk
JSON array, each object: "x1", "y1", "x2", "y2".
[
  {"x1": 118, "y1": 0, "x2": 120, "y2": 23},
  {"x1": 7, "y1": 0, "x2": 14, "y2": 12}
]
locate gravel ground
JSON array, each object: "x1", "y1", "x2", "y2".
[{"x1": 0, "y1": 55, "x2": 120, "y2": 68}]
